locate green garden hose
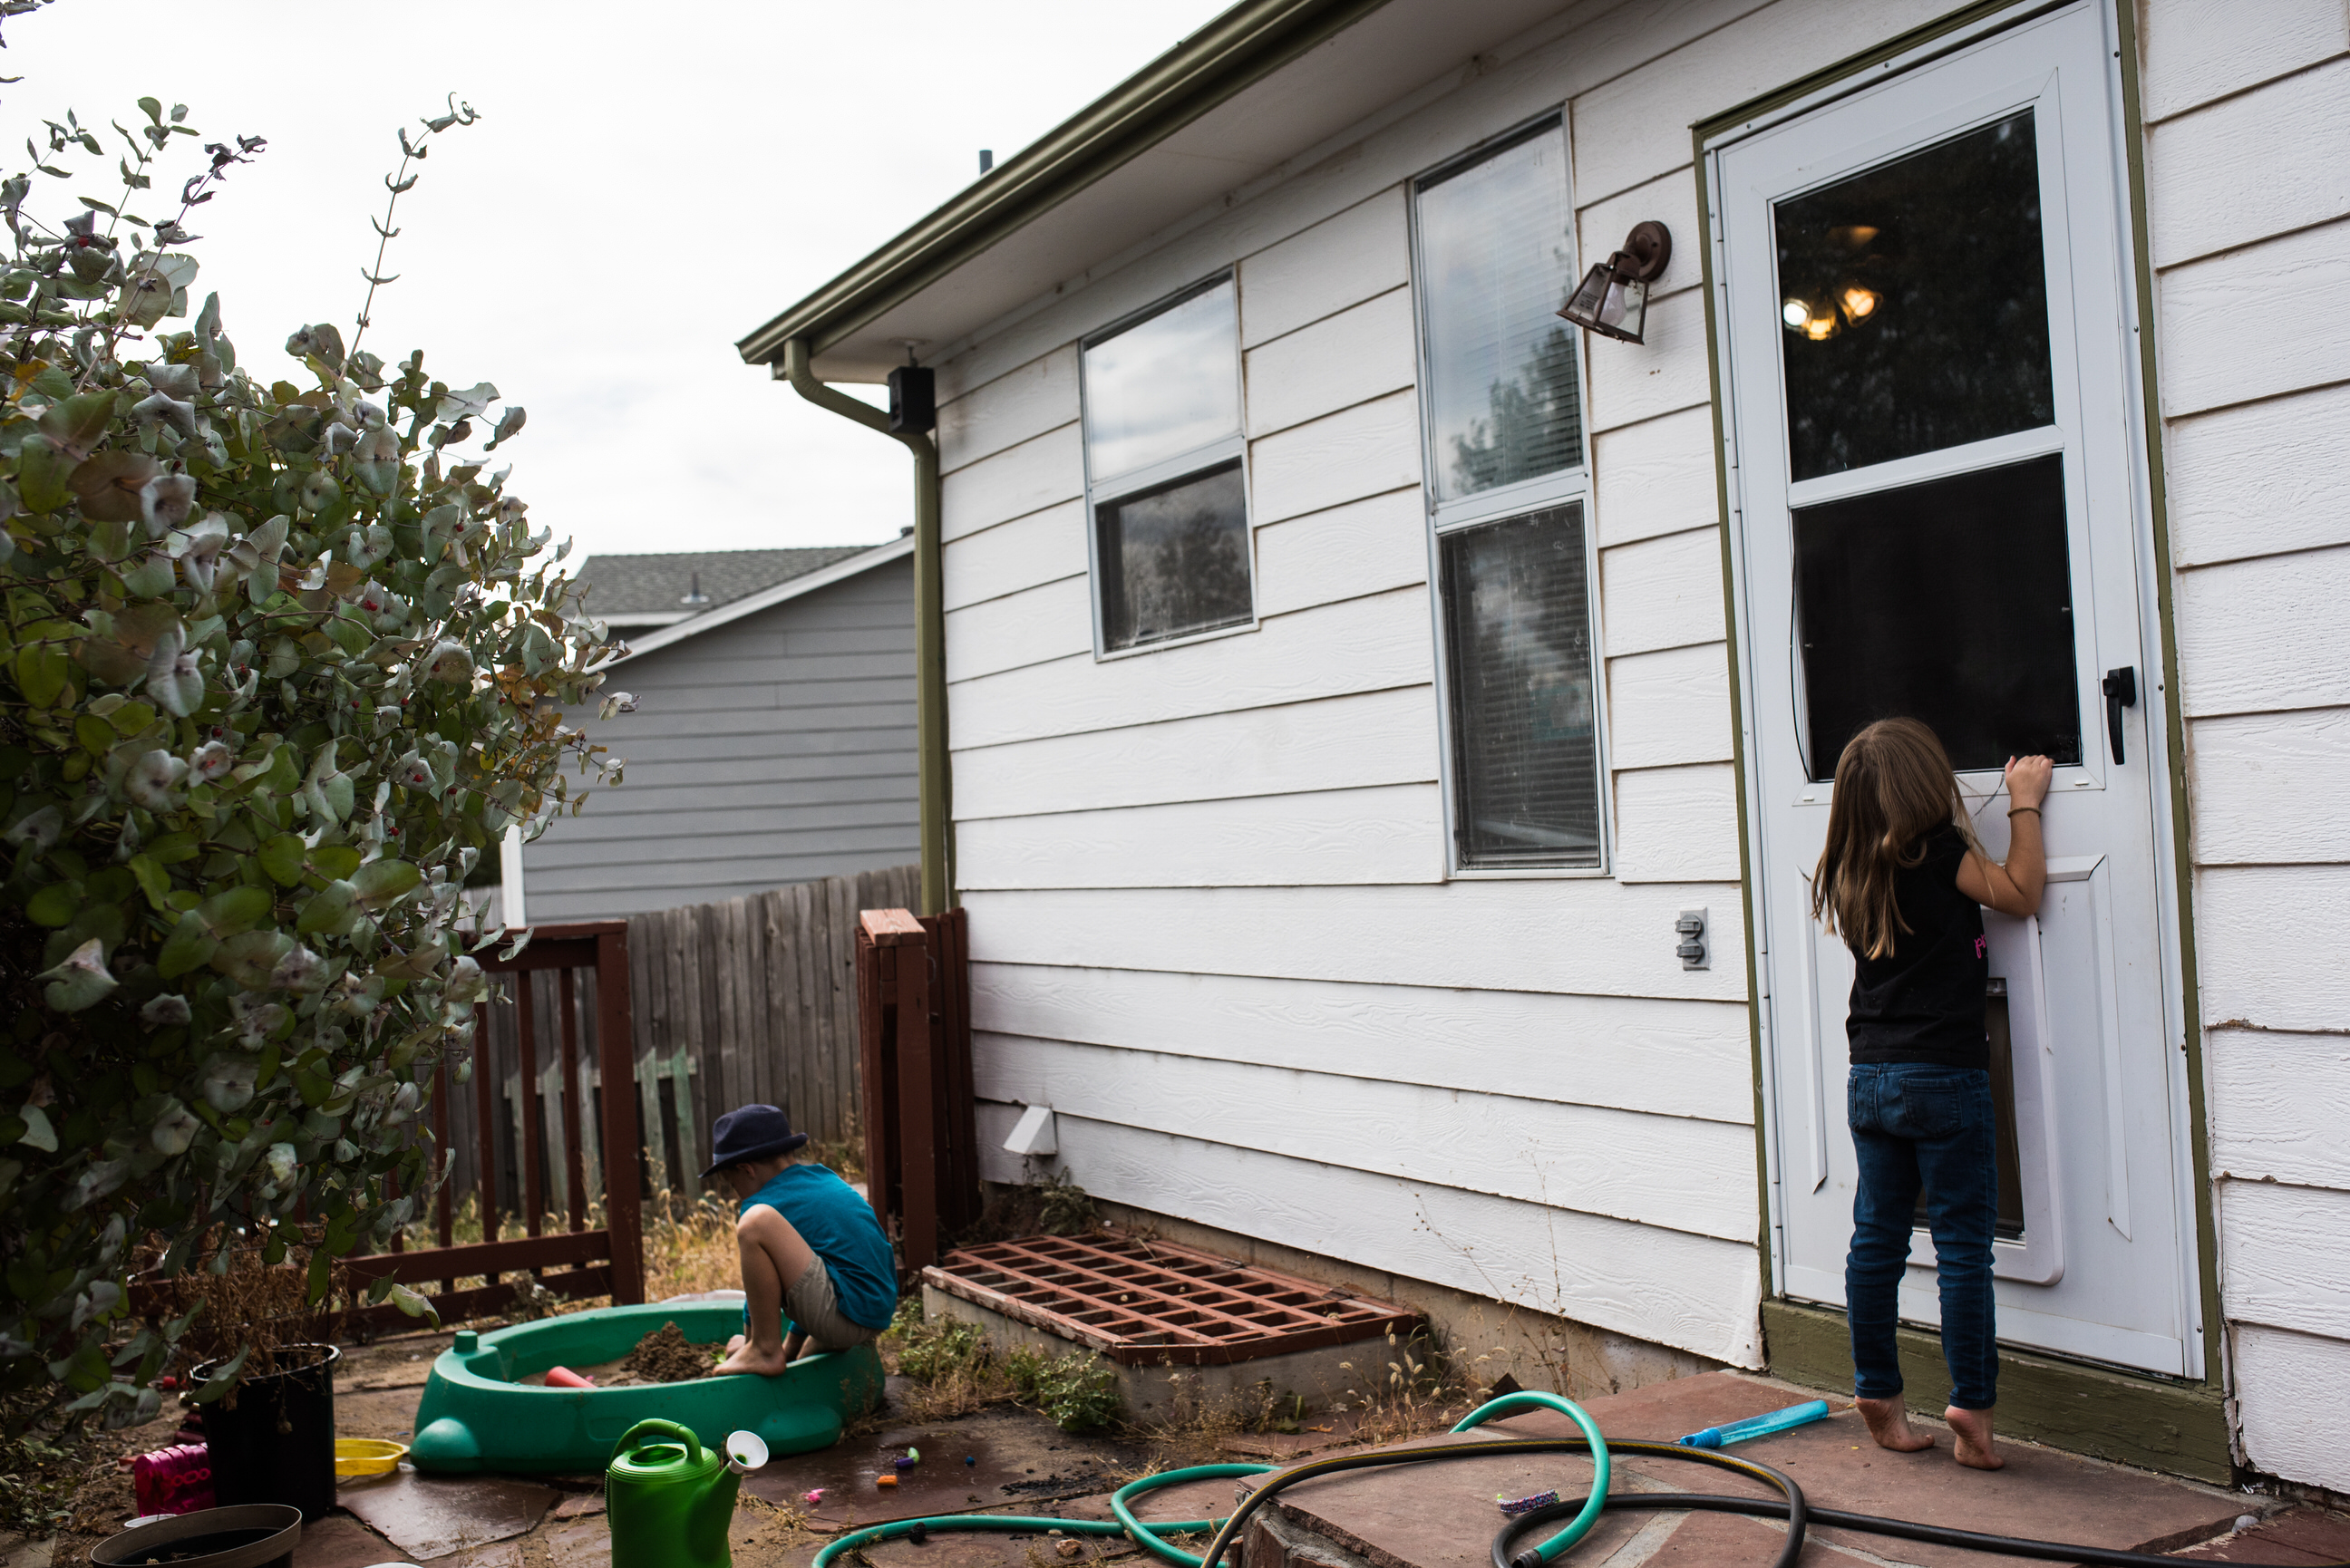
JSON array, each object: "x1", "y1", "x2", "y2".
[
  {"x1": 809, "y1": 1462, "x2": 1272, "y2": 1568},
  {"x1": 806, "y1": 1385, "x2": 2336, "y2": 1568},
  {"x1": 1450, "y1": 1390, "x2": 1614, "y2": 1562}
]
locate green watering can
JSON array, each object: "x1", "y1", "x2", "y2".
[{"x1": 607, "y1": 1418, "x2": 770, "y2": 1568}]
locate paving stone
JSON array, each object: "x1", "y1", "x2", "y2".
[
  {"x1": 553, "y1": 1490, "x2": 607, "y2": 1519},
  {"x1": 292, "y1": 1510, "x2": 403, "y2": 1567},
  {"x1": 2243, "y1": 1508, "x2": 2350, "y2": 1560},
  {"x1": 542, "y1": 1515, "x2": 611, "y2": 1565},
  {"x1": 1638, "y1": 1507, "x2": 1874, "y2": 1568},
  {"x1": 2174, "y1": 1536, "x2": 2334, "y2": 1565},
  {"x1": 336, "y1": 1468, "x2": 558, "y2": 1561}
]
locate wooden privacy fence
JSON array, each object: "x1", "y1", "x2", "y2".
[{"x1": 420, "y1": 866, "x2": 918, "y2": 1236}]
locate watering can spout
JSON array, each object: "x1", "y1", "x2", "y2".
[{"x1": 725, "y1": 1430, "x2": 771, "y2": 1477}]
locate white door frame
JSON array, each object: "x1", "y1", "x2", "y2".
[{"x1": 1701, "y1": 0, "x2": 2203, "y2": 1373}]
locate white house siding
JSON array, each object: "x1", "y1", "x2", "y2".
[
  {"x1": 522, "y1": 557, "x2": 918, "y2": 919},
  {"x1": 2140, "y1": 0, "x2": 2350, "y2": 1491},
  {"x1": 925, "y1": 0, "x2": 2004, "y2": 1372}
]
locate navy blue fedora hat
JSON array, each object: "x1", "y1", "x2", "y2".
[{"x1": 703, "y1": 1104, "x2": 810, "y2": 1179}]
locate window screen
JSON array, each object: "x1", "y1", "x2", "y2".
[
  {"x1": 1416, "y1": 121, "x2": 1582, "y2": 504},
  {"x1": 1440, "y1": 505, "x2": 1601, "y2": 867},
  {"x1": 1793, "y1": 453, "x2": 2081, "y2": 779},
  {"x1": 1083, "y1": 276, "x2": 1252, "y2": 653}
]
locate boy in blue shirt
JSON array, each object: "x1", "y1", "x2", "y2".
[{"x1": 706, "y1": 1105, "x2": 898, "y2": 1374}]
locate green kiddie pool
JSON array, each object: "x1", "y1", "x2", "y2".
[{"x1": 409, "y1": 1302, "x2": 884, "y2": 1475}]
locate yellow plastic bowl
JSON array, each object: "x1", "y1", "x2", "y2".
[{"x1": 335, "y1": 1438, "x2": 409, "y2": 1478}]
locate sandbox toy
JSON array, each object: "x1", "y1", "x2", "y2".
[{"x1": 409, "y1": 1302, "x2": 883, "y2": 1475}]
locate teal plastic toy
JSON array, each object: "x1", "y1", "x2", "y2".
[{"x1": 409, "y1": 1302, "x2": 882, "y2": 1475}]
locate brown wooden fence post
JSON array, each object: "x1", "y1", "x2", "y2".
[
  {"x1": 855, "y1": 906, "x2": 970, "y2": 1275},
  {"x1": 597, "y1": 923, "x2": 645, "y2": 1304}
]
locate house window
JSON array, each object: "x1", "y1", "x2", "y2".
[
  {"x1": 1413, "y1": 117, "x2": 1606, "y2": 871},
  {"x1": 1082, "y1": 276, "x2": 1252, "y2": 653}
]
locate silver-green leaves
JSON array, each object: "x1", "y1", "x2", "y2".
[{"x1": 37, "y1": 937, "x2": 117, "y2": 1011}]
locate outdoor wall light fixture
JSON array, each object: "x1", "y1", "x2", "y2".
[{"x1": 1559, "y1": 221, "x2": 1672, "y2": 344}]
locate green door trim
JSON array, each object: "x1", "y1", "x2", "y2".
[{"x1": 1685, "y1": 0, "x2": 2227, "y2": 1448}]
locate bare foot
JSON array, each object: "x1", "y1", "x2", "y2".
[
  {"x1": 724, "y1": 1333, "x2": 747, "y2": 1354},
  {"x1": 1946, "y1": 1405, "x2": 2004, "y2": 1469},
  {"x1": 1855, "y1": 1395, "x2": 1936, "y2": 1452},
  {"x1": 713, "y1": 1339, "x2": 791, "y2": 1377}
]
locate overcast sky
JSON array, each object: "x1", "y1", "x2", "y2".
[{"x1": 5, "y1": 1, "x2": 1228, "y2": 567}]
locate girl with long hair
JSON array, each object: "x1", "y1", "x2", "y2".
[{"x1": 1811, "y1": 716, "x2": 2052, "y2": 1470}]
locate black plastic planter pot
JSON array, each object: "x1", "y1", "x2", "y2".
[
  {"x1": 189, "y1": 1344, "x2": 340, "y2": 1524},
  {"x1": 89, "y1": 1502, "x2": 301, "y2": 1567}
]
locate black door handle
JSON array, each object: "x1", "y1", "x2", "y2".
[{"x1": 2102, "y1": 665, "x2": 2137, "y2": 765}]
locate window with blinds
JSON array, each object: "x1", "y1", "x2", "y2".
[
  {"x1": 1082, "y1": 276, "x2": 1253, "y2": 654},
  {"x1": 1414, "y1": 115, "x2": 1606, "y2": 872},
  {"x1": 1417, "y1": 120, "x2": 1581, "y2": 504},
  {"x1": 1440, "y1": 506, "x2": 1601, "y2": 866}
]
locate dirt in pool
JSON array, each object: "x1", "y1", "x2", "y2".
[{"x1": 620, "y1": 1321, "x2": 722, "y2": 1384}]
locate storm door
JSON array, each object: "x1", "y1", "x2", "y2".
[{"x1": 1712, "y1": 4, "x2": 2198, "y2": 1374}]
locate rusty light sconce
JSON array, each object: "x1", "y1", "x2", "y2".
[{"x1": 1559, "y1": 221, "x2": 1672, "y2": 344}]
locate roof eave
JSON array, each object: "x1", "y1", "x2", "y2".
[{"x1": 733, "y1": 0, "x2": 1395, "y2": 368}]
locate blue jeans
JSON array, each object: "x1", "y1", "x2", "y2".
[{"x1": 1846, "y1": 1063, "x2": 1998, "y2": 1410}]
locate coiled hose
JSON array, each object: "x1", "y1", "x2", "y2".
[{"x1": 811, "y1": 1390, "x2": 2321, "y2": 1568}]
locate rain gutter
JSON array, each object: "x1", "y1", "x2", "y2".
[
  {"x1": 781, "y1": 338, "x2": 952, "y2": 916},
  {"x1": 733, "y1": 0, "x2": 1397, "y2": 368}
]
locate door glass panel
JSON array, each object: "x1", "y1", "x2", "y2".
[
  {"x1": 1775, "y1": 111, "x2": 2055, "y2": 481},
  {"x1": 1439, "y1": 504, "x2": 1600, "y2": 867},
  {"x1": 1095, "y1": 460, "x2": 1251, "y2": 651},
  {"x1": 1794, "y1": 453, "x2": 2081, "y2": 779}
]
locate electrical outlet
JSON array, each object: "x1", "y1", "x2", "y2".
[{"x1": 1676, "y1": 908, "x2": 1709, "y2": 970}]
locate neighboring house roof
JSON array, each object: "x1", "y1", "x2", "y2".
[
  {"x1": 607, "y1": 533, "x2": 916, "y2": 662},
  {"x1": 734, "y1": 0, "x2": 1567, "y2": 381},
  {"x1": 572, "y1": 546, "x2": 872, "y2": 631}
]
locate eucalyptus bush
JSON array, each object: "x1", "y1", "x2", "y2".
[{"x1": 0, "y1": 93, "x2": 622, "y2": 1432}]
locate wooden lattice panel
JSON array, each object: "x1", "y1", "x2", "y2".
[{"x1": 921, "y1": 1230, "x2": 1419, "y2": 1366}]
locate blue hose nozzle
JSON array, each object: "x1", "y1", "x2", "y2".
[{"x1": 1676, "y1": 1399, "x2": 1830, "y2": 1449}]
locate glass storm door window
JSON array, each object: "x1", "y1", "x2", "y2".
[
  {"x1": 1082, "y1": 277, "x2": 1252, "y2": 653},
  {"x1": 1413, "y1": 116, "x2": 1605, "y2": 871},
  {"x1": 1712, "y1": 4, "x2": 2197, "y2": 1377}
]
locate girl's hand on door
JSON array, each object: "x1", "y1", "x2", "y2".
[{"x1": 2004, "y1": 753, "x2": 2053, "y2": 811}]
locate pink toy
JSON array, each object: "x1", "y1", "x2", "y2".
[
  {"x1": 131, "y1": 1444, "x2": 213, "y2": 1517},
  {"x1": 544, "y1": 1366, "x2": 596, "y2": 1389},
  {"x1": 804, "y1": 1488, "x2": 825, "y2": 1505}
]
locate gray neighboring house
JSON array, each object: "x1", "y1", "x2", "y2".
[{"x1": 520, "y1": 536, "x2": 918, "y2": 920}]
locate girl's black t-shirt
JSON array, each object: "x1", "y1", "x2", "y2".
[{"x1": 1845, "y1": 824, "x2": 1989, "y2": 1070}]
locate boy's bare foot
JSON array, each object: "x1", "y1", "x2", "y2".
[
  {"x1": 713, "y1": 1340, "x2": 791, "y2": 1377},
  {"x1": 1946, "y1": 1405, "x2": 2003, "y2": 1468},
  {"x1": 1856, "y1": 1395, "x2": 1936, "y2": 1452}
]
